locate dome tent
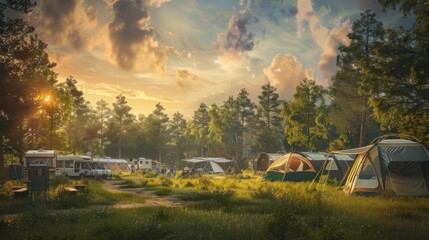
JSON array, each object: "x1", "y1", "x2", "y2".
[
  {"x1": 319, "y1": 153, "x2": 356, "y2": 182},
  {"x1": 252, "y1": 152, "x2": 283, "y2": 173},
  {"x1": 336, "y1": 136, "x2": 429, "y2": 196},
  {"x1": 263, "y1": 152, "x2": 317, "y2": 182},
  {"x1": 182, "y1": 157, "x2": 233, "y2": 174}
]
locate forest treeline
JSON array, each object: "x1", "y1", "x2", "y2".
[{"x1": 0, "y1": 0, "x2": 428, "y2": 168}]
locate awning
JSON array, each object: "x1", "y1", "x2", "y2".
[
  {"x1": 331, "y1": 145, "x2": 374, "y2": 155},
  {"x1": 183, "y1": 157, "x2": 233, "y2": 163}
]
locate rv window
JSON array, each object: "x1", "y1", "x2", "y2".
[
  {"x1": 57, "y1": 161, "x2": 65, "y2": 168},
  {"x1": 26, "y1": 157, "x2": 52, "y2": 166},
  {"x1": 65, "y1": 160, "x2": 74, "y2": 168}
]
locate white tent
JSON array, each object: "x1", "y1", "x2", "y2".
[
  {"x1": 336, "y1": 139, "x2": 429, "y2": 196},
  {"x1": 182, "y1": 157, "x2": 233, "y2": 174}
]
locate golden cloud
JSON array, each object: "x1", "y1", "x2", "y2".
[
  {"x1": 174, "y1": 70, "x2": 200, "y2": 89},
  {"x1": 263, "y1": 54, "x2": 314, "y2": 98}
]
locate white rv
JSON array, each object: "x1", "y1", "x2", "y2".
[
  {"x1": 56, "y1": 155, "x2": 94, "y2": 178},
  {"x1": 23, "y1": 149, "x2": 57, "y2": 178},
  {"x1": 137, "y1": 157, "x2": 153, "y2": 171}
]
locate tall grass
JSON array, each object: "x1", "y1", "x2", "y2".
[{"x1": 1, "y1": 173, "x2": 429, "y2": 239}]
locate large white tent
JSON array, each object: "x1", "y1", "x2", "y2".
[
  {"x1": 334, "y1": 138, "x2": 429, "y2": 196},
  {"x1": 182, "y1": 157, "x2": 233, "y2": 174}
]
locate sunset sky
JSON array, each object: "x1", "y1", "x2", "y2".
[{"x1": 27, "y1": 0, "x2": 412, "y2": 117}]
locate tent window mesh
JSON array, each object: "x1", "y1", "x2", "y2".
[
  {"x1": 325, "y1": 159, "x2": 338, "y2": 171},
  {"x1": 356, "y1": 158, "x2": 378, "y2": 188}
]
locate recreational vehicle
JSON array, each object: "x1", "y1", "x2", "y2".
[
  {"x1": 23, "y1": 149, "x2": 57, "y2": 178},
  {"x1": 56, "y1": 155, "x2": 94, "y2": 179}
]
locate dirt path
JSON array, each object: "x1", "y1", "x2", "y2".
[
  {"x1": 0, "y1": 181, "x2": 185, "y2": 221},
  {"x1": 102, "y1": 180, "x2": 184, "y2": 208}
]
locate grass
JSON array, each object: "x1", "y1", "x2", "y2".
[{"x1": 1, "y1": 171, "x2": 429, "y2": 239}]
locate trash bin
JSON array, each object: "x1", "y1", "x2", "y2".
[
  {"x1": 9, "y1": 164, "x2": 23, "y2": 180},
  {"x1": 28, "y1": 164, "x2": 50, "y2": 191}
]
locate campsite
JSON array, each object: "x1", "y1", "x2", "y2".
[
  {"x1": 1, "y1": 139, "x2": 429, "y2": 240},
  {"x1": 1, "y1": 170, "x2": 429, "y2": 239},
  {"x1": 1, "y1": 0, "x2": 429, "y2": 239}
]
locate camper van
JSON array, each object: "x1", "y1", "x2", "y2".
[
  {"x1": 88, "y1": 161, "x2": 112, "y2": 178},
  {"x1": 136, "y1": 157, "x2": 153, "y2": 171},
  {"x1": 56, "y1": 155, "x2": 94, "y2": 178},
  {"x1": 23, "y1": 149, "x2": 57, "y2": 178}
]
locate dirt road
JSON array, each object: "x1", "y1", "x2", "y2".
[{"x1": 102, "y1": 180, "x2": 184, "y2": 208}]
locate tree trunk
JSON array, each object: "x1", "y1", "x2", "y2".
[
  {"x1": 0, "y1": 128, "x2": 4, "y2": 171},
  {"x1": 119, "y1": 118, "x2": 122, "y2": 159},
  {"x1": 359, "y1": 97, "x2": 367, "y2": 147},
  {"x1": 158, "y1": 127, "x2": 162, "y2": 163}
]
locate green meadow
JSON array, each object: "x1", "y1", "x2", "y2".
[{"x1": 1, "y1": 172, "x2": 429, "y2": 240}]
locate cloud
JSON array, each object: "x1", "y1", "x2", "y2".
[
  {"x1": 263, "y1": 54, "x2": 314, "y2": 99},
  {"x1": 296, "y1": 0, "x2": 351, "y2": 80},
  {"x1": 319, "y1": 20, "x2": 351, "y2": 80},
  {"x1": 108, "y1": 0, "x2": 173, "y2": 72},
  {"x1": 296, "y1": 0, "x2": 328, "y2": 45},
  {"x1": 76, "y1": 80, "x2": 174, "y2": 102},
  {"x1": 215, "y1": 15, "x2": 255, "y2": 61},
  {"x1": 214, "y1": 1, "x2": 257, "y2": 65},
  {"x1": 145, "y1": 0, "x2": 172, "y2": 8},
  {"x1": 31, "y1": 0, "x2": 97, "y2": 50},
  {"x1": 174, "y1": 70, "x2": 200, "y2": 90}
]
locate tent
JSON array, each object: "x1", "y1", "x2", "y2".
[
  {"x1": 182, "y1": 157, "x2": 233, "y2": 174},
  {"x1": 263, "y1": 152, "x2": 317, "y2": 182},
  {"x1": 300, "y1": 152, "x2": 328, "y2": 173},
  {"x1": 253, "y1": 153, "x2": 283, "y2": 173},
  {"x1": 320, "y1": 153, "x2": 356, "y2": 182},
  {"x1": 336, "y1": 138, "x2": 429, "y2": 196}
]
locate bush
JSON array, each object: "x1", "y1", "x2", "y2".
[
  {"x1": 50, "y1": 176, "x2": 70, "y2": 188},
  {"x1": 160, "y1": 178, "x2": 173, "y2": 187},
  {"x1": 155, "y1": 188, "x2": 172, "y2": 196},
  {"x1": 184, "y1": 181, "x2": 194, "y2": 188},
  {"x1": 264, "y1": 200, "x2": 309, "y2": 240},
  {"x1": 319, "y1": 175, "x2": 338, "y2": 186},
  {"x1": 2, "y1": 181, "x2": 14, "y2": 194},
  {"x1": 250, "y1": 185, "x2": 278, "y2": 200},
  {"x1": 141, "y1": 179, "x2": 149, "y2": 187},
  {"x1": 144, "y1": 172, "x2": 158, "y2": 178},
  {"x1": 53, "y1": 184, "x2": 90, "y2": 209}
]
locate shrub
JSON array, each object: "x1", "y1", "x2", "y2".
[
  {"x1": 319, "y1": 175, "x2": 338, "y2": 186},
  {"x1": 155, "y1": 188, "x2": 172, "y2": 196},
  {"x1": 250, "y1": 185, "x2": 278, "y2": 200},
  {"x1": 152, "y1": 207, "x2": 171, "y2": 221},
  {"x1": 160, "y1": 178, "x2": 173, "y2": 187},
  {"x1": 141, "y1": 179, "x2": 149, "y2": 187},
  {"x1": 53, "y1": 184, "x2": 90, "y2": 208},
  {"x1": 184, "y1": 181, "x2": 194, "y2": 188},
  {"x1": 264, "y1": 200, "x2": 309, "y2": 240},
  {"x1": 144, "y1": 172, "x2": 158, "y2": 178},
  {"x1": 2, "y1": 181, "x2": 14, "y2": 194},
  {"x1": 50, "y1": 176, "x2": 70, "y2": 188}
]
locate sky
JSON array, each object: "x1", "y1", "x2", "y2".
[{"x1": 26, "y1": 0, "x2": 412, "y2": 118}]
